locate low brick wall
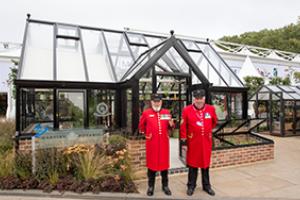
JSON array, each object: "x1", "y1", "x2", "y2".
[
  {"x1": 211, "y1": 143, "x2": 274, "y2": 168},
  {"x1": 126, "y1": 141, "x2": 274, "y2": 176}
]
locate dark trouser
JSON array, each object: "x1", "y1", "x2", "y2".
[
  {"x1": 187, "y1": 166, "x2": 211, "y2": 190},
  {"x1": 148, "y1": 168, "x2": 168, "y2": 187}
]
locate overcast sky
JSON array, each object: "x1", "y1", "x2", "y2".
[{"x1": 1, "y1": 0, "x2": 299, "y2": 44}]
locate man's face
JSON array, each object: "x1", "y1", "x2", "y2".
[
  {"x1": 193, "y1": 96, "x2": 205, "y2": 109},
  {"x1": 151, "y1": 100, "x2": 162, "y2": 112}
]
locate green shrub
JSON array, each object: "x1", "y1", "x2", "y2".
[
  {"x1": 63, "y1": 144, "x2": 108, "y2": 181},
  {"x1": 106, "y1": 135, "x2": 126, "y2": 155},
  {"x1": 0, "y1": 150, "x2": 15, "y2": 177},
  {"x1": 0, "y1": 120, "x2": 15, "y2": 154},
  {"x1": 35, "y1": 148, "x2": 68, "y2": 181},
  {"x1": 15, "y1": 151, "x2": 32, "y2": 180}
]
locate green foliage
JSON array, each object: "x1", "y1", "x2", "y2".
[
  {"x1": 269, "y1": 77, "x2": 291, "y2": 85},
  {"x1": 220, "y1": 22, "x2": 300, "y2": 53},
  {"x1": 294, "y1": 72, "x2": 300, "y2": 82},
  {"x1": 108, "y1": 134, "x2": 126, "y2": 152},
  {"x1": 7, "y1": 66, "x2": 18, "y2": 99},
  {"x1": 0, "y1": 150, "x2": 15, "y2": 177},
  {"x1": 48, "y1": 170, "x2": 59, "y2": 185},
  {"x1": 75, "y1": 149, "x2": 107, "y2": 180},
  {"x1": 0, "y1": 120, "x2": 15, "y2": 154},
  {"x1": 35, "y1": 148, "x2": 68, "y2": 181},
  {"x1": 244, "y1": 76, "x2": 265, "y2": 95},
  {"x1": 15, "y1": 151, "x2": 32, "y2": 180}
]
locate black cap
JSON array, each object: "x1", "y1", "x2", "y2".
[
  {"x1": 151, "y1": 93, "x2": 162, "y2": 101},
  {"x1": 193, "y1": 89, "x2": 206, "y2": 98}
]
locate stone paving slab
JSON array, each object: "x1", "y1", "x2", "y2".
[{"x1": 135, "y1": 134, "x2": 300, "y2": 199}]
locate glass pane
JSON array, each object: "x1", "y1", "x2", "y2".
[
  {"x1": 58, "y1": 91, "x2": 84, "y2": 129},
  {"x1": 21, "y1": 23, "x2": 53, "y2": 80},
  {"x1": 130, "y1": 45, "x2": 149, "y2": 59},
  {"x1": 166, "y1": 47, "x2": 189, "y2": 73},
  {"x1": 139, "y1": 75, "x2": 152, "y2": 113},
  {"x1": 216, "y1": 119, "x2": 248, "y2": 134},
  {"x1": 267, "y1": 85, "x2": 281, "y2": 92},
  {"x1": 181, "y1": 40, "x2": 200, "y2": 51},
  {"x1": 122, "y1": 41, "x2": 167, "y2": 81},
  {"x1": 89, "y1": 89, "x2": 115, "y2": 129},
  {"x1": 220, "y1": 134, "x2": 264, "y2": 146},
  {"x1": 57, "y1": 25, "x2": 78, "y2": 37},
  {"x1": 200, "y1": 45, "x2": 243, "y2": 87},
  {"x1": 279, "y1": 86, "x2": 294, "y2": 92},
  {"x1": 56, "y1": 37, "x2": 86, "y2": 81},
  {"x1": 20, "y1": 88, "x2": 54, "y2": 132},
  {"x1": 81, "y1": 29, "x2": 115, "y2": 82},
  {"x1": 230, "y1": 93, "x2": 243, "y2": 120},
  {"x1": 144, "y1": 36, "x2": 164, "y2": 47},
  {"x1": 34, "y1": 89, "x2": 54, "y2": 122},
  {"x1": 196, "y1": 51, "x2": 227, "y2": 86},
  {"x1": 126, "y1": 89, "x2": 132, "y2": 133},
  {"x1": 235, "y1": 119, "x2": 265, "y2": 132},
  {"x1": 282, "y1": 92, "x2": 294, "y2": 100},
  {"x1": 126, "y1": 32, "x2": 148, "y2": 45},
  {"x1": 20, "y1": 89, "x2": 35, "y2": 132},
  {"x1": 211, "y1": 93, "x2": 228, "y2": 120},
  {"x1": 104, "y1": 32, "x2": 134, "y2": 80}
]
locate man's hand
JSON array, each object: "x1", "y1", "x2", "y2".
[{"x1": 169, "y1": 119, "x2": 175, "y2": 128}]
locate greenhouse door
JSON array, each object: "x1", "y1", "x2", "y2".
[{"x1": 155, "y1": 74, "x2": 188, "y2": 168}]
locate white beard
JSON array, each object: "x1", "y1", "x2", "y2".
[{"x1": 152, "y1": 106, "x2": 161, "y2": 112}]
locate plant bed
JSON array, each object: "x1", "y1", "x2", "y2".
[
  {"x1": 0, "y1": 175, "x2": 137, "y2": 193},
  {"x1": 213, "y1": 133, "x2": 270, "y2": 148},
  {"x1": 0, "y1": 125, "x2": 138, "y2": 194}
]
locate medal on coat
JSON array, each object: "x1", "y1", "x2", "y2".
[
  {"x1": 196, "y1": 121, "x2": 203, "y2": 126},
  {"x1": 205, "y1": 113, "x2": 211, "y2": 119},
  {"x1": 160, "y1": 114, "x2": 171, "y2": 120}
]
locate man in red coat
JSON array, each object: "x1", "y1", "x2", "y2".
[
  {"x1": 180, "y1": 89, "x2": 218, "y2": 196},
  {"x1": 139, "y1": 93, "x2": 174, "y2": 196}
]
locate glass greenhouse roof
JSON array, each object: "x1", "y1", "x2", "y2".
[
  {"x1": 250, "y1": 85, "x2": 300, "y2": 101},
  {"x1": 17, "y1": 19, "x2": 244, "y2": 88}
]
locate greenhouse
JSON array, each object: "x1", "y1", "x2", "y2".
[
  {"x1": 14, "y1": 17, "x2": 273, "y2": 166},
  {"x1": 249, "y1": 85, "x2": 300, "y2": 136}
]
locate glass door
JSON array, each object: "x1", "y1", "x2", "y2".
[{"x1": 58, "y1": 90, "x2": 85, "y2": 130}]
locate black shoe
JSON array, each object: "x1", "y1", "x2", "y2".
[
  {"x1": 147, "y1": 186, "x2": 154, "y2": 196},
  {"x1": 162, "y1": 186, "x2": 172, "y2": 196},
  {"x1": 203, "y1": 187, "x2": 215, "y2": 196},
  {"x1": 186, "y1": 188, "x2": 194, "y2": 196}
]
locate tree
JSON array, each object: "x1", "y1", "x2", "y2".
[
  {"x1": 244, "y1": 76, "x2": 265, "y2": 95},
  {"x1": 294, "y1": 72, "x2": 300, "y2": 83},
  {"x1": 220, "y1": 19, "x2": 300, "y2": 53},
  {"x1": 7, "y1": 60, "x2": 19, "y2": 99},
  {"x1": 269, "y1": 77, "x2": 291, "y2": 85}
]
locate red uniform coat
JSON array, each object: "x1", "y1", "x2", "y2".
[
  {"x1": 139, "y1": 108, "x2": 172, "y2": 171},
  {"x1": 180, "y1": 104, "x2": 218, "y2": 168}
]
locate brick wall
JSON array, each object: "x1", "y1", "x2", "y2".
[
  {"x1": 18, "y1": 139, "x2": 32, "y2": 151},
  {"x1": 125, "y1": 140, "x2": 274, "y2": 176},
  {"x1": 126, "y1": 139, "x2": 147, "y2": 179},
  {"x1": 211, "y1": 144, "x2": 274, "y2": 168}
]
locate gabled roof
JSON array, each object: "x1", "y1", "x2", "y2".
[{"x1": 17, "y1": 18, "x2": 244, "y2": 88}]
